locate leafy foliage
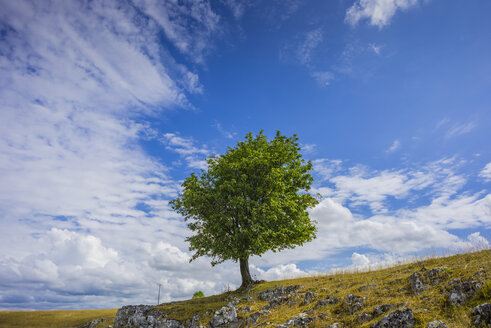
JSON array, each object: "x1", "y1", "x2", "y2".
[
  {"x1": 170, "y1": 131, "x2": 318, "y2": 265},
  {"x1": 193, "y1": 291, "x2": 205, "y2": 299}
]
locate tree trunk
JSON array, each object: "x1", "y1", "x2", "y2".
[{"x1": 239, "y1": 257, "x2": 254, "y2": 288}]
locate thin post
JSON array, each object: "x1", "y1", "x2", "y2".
[{"x1": 157, "y1": 283, "x2": 161, "y2": 305}]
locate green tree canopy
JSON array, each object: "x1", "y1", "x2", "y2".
[{"x1": 170, "y1": 131, "x2": 318, "y2": 288}]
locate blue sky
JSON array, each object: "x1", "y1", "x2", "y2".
[{"x1": 0, "y1": 0, "x2": 490, "y2": 310}]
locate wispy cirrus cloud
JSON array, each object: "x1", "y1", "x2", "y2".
[
  {"x1": 445, "y1": 122, "x2": 476, "y2": 139},
  {"x1": 345, "y1": 0, "x2": 419, "y2": 28},
  {"x1": 134, "y1": 0, "x2": 220, "y2": 64},
  {"x1": 386, "y1": 139, "x2": 401, "y2": 153}
]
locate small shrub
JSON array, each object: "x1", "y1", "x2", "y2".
[{"x1": 193, "y1": 291, "x2": 205, "y2": 299}]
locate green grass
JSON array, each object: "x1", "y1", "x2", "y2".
[{"x1": 0, "y1": 309, "x2": 117, "y2": 328}]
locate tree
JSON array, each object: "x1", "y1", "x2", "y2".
[
  {"x1": 170, "y1": 131, "x2": 318, "y2": 288},
  {"x1": 192, "y1": 291, "x2": 205, "y2": 298}
]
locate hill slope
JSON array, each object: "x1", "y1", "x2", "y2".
[
  {"x1": 116, "y1": 250, "x2": 490, "y2": 328},
  {"x1": 1, "y1": 250, "x2": 489, "y2": 327}
]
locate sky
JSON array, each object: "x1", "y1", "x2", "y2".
[{"x1": 0, "y1": 0, "x2": 490, "y2": 310}]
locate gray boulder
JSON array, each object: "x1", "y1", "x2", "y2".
[
  {"x1": 344, "y1": 294, "x2": 364, "y2": 314},
  {"x1": 426, "y1": 321, "x2": 447, "y2": 328},
  {"x1": 358, "y1": 313, "x2": 373, "y2": 323},
  {"x1": 276, "y1": 313, "x2": 315, "y2": 327},
  {"x1": 314, "y1": 295, "x2": 340, "y2": 308},
  {"x1": 326, "y1": 324, "x2": 340, "y2": 328},
  {"x1": 426, "y1": 267, "x2": 447, "y2": 285},
  {"x1": 209, "y1": 305, "x2": 238, "y2": 327},
  {"x1": 301, "y1": 291, "x2": 318, "y2": 306},
  {"x1": 470, "y1": 303, "x2": 491, "y2": 327},
  {"x1": 373, "y1": 304, "x2": 397, "y2": 316},
  {"x1": 359, "y1": 284, "x2": 378, "y2": 292},
  {"x1": 370, "y1": 308, "x2": 415, "y2": 328},
  {"x1": 245, "y1": 310, "x2": 270, "y2": 327},
  {"x1": 446, "y1": 279, "x2": 483, "y2": 306},
  {"x1": 409, "y1": 272, "x2": 428, "y2": 294},
  {"x1": 258, "y1": 285, "x2": 303, "y2": 301},
  {"x1": 114, "y1": 305, "x2": 184, "y2": 328}
]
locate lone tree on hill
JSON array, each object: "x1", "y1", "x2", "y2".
[{"x1": 170, "y1": 131, "x2": 318, "y2": 288}]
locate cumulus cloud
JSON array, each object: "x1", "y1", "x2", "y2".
[
  {"x1": 252, "y1": 264, "x2": 309, "y2": 281},
  {"x1": 345, "y1": 0, "x2": 419, "y2": 28},
  {"x1": 351, "y1": 252, "x2": 370, "y2": 268}
]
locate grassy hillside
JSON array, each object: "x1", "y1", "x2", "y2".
[
  {"x1": 156, "y1": 249, "x2": 490, "y2": 327},
  {"x1": 0, "y1": 249, "x2": 489, "y2": 327}
]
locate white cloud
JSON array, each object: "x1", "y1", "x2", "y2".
[
  {"x1": 297, "y1": 28, "x2": 323, "y2": 65},
  {"x1": 301, "y1": 143, "x2": 317, "y2": 155},
  {"x1": 312, "y1": 71, "x2": 335, "y2": 87},
  {"x1": 455, "y1": 232, "x2": 490, "y2": 252},
  {"x1": 160, "y1": 133, "x2": 210, "y2": 169},
  {"x1": 445, "y1": 122, "x2": 476, "y2": 139},
  {"x1": 386, "y1": 139, "x2": 401, "y2": 153},
  {"x1": 479, "y1": 163, "x2": 491, "y2": 181},
  {"x1": 351, "y1": 252, "x2": 370, "y2": 268},
  {"x1": 0, "y1": 0, "x2": 226, "y2": 310},
  {"x1": 213, "y1": 122, "x2": 237, "y2": 139},
  {"x1": 134, "y1": 0, "x2": 220, "y2": 64},
  {"x1": 252, "y1": 264, "x2": 309, "y2": 281},
  {"x1": 313, "y1": 159, "x2": 343, "y2": 181},
  {"x1": 346, "y1": 0, "x2": 419, "y2": 28},
  {"x1": 369, "y1": 43, "x2": 382, "y2": 54}
]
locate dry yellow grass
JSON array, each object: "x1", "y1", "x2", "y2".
[
  {"x1": 0, "y1": 308, "x2": 117, "y2": 328},
  {"x1": 157, "y1": 249, "x2": 490, "y2": 327}
]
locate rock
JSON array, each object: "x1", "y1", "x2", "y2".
[
  {"x1": 245, "y1": 310, "x2": 270, "y2": 327},
  {"x1": 344, "y1": 294, "x2": 364, "y2": 314},
  {"x1": 301, "y1": 291, "x2": 318, "y2": 305},
  {"x1": 114, "y1": 305, "x2": 184, "y2": 328},
  {"x1": 359, "y1": 284, "x2": 378, "y2": 292},
  {"x1": 373, "y1": 304, "x2": 396, "y2": 316},
  {"x1": 326, "y1": 324, "x2": 340, "y2": 328},
  {"x1": 426, "y1": 267, "x2": 447, "y2": 285},
  {"x1": 263, "y1": 295, "x2": 291, "y2": 310},
  {"x1": 227, "y1": 297, "x2": 240, "y2": 307},
  {"x1": 409, "y1": 272, "x2": 428, "y2": 294},
  {"x1": 184, "y1": 314, "x2": 202, "y2": 328},
  {"x1": 358, "y1": 313, "x2": 372, "y2": 323},
  {"x1": 370, "y1": 308, "x2": 415, "y2": 328},
  {"x1": 426, "y1": 320, "x2": 447, "y2": 328},
  {"x1": 77, "y1": 318, "x2": 106, "y2": 328},
  {"x1": 258, "y1": 285, "x2": 303, "y2": 301},
  {"x1": 209, "y1": 305, "x2": 238, "y2": 327},
  {"x1": 314, "y1": 295, "x2": 341, "y2": 309},
  {"x1": 470, "y1": 303, "x2": 491, "y2": 327},
  {"x1": 275, "y1": 313, "x2": 315, "y2": 327},
  {"x1": 446, "y1": 279, "x2": 483, "y2": 306},
  {"x1": 238, "y1": 306, "x2": 252, "y2": 313}
]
